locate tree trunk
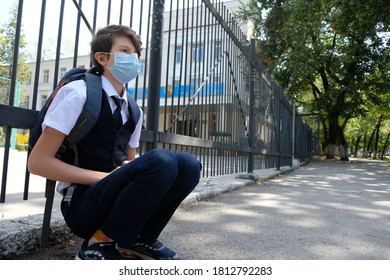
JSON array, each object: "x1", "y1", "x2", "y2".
[
  {"x1": 373, "y1": 115, "x2": 384, "y2": 159},
  {"x1": 337, "y1": 125, "x2": 349, "y2": 161},
  {"x1": 326, "y1": 114, "x2": 349, "y2": 161},
  {"x1": 321, "y1": 118, "x2": 328, "y2": 155},
  {"x1": 365, "y1": 127, "x2": 376, "y2": 158},
  {"x1": 362, "y1": 131, "x2": 367, "y2": 158},
  {"x1": 381, "y1": 132, "x2": 390, "y2": 160},
  {"x1": 353, "y1": 135, "x2": 361, "y2": 157},
  {"x1": 326, "y1": 114, "x2": 337, "y2": 159}
]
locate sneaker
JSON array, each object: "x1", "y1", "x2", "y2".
[
  {"x1": 75, "y1": 241, "x2": 130, "y2": 260},
  {"x1": 117, "y1": 240, "x2": 180, "y2": 260}
]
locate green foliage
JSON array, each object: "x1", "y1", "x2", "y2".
[
  {"x1": 0, "y1": 127, "x2": 4, "y2": 147},
  {"x1": 15, "y1": 132, "x2": 28, "y2": 151},
  {"x1": 0, "y1": 1, "x2": 30, "y2": 106},
  {"x1": 235, "y1": 0, "x2": 389, "y2": 159}
]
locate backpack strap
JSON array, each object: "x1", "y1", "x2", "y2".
[
  {"x1": 64, "y1": 73, "x2": 102, "y2": 166},
  {"x1": 126, "y1": 92, "x2": 141, "y2": 134}
]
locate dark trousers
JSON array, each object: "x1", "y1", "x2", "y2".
[{"x1": 61, "y1": 148, "x2": 201, "y2": 248}]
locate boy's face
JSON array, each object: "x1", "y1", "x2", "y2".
[
  {"x1": 95, "y1": 35, "x2": 137, "y2": 69},
  {"x1": 106, "y1": 35, "x2": 137, "y2": 66}
]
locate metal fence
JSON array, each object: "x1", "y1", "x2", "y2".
[{"x1": 0, "y1": 0, "x2": 317, "y2": 234}]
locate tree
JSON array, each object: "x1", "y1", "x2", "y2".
[
  {"x1": 235, "y1": 0, "x2": 390, "y2": 160},
  {"x1": 0, "y1": 1, "x2": 30, "y2": 106}
]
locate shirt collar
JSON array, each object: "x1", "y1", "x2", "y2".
[{"x1": 101, "y1": 75, "x2": 128, "y2": 105}]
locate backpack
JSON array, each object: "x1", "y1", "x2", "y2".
[{"x1": 28, "y1": 68, "x2": 141, "y2": 166}]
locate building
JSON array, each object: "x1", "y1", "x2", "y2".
[{"x1": 25, "y1": 0, "x2": 249, "y2": 138}]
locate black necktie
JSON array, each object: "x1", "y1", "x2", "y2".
[{"x1": 111, "y1": 96, "x2": 123, "y2": 131}]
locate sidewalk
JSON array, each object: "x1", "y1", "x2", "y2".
[
  {"x1": 0, "y1": 148, "x2": 293, "y2": 258},
  {"x1": 164, "y1": 158, "x2": 389, "y2": 260}
]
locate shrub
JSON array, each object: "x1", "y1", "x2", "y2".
[{"x1": 16, "y1": 133, "x2": 29, "y2": 151}]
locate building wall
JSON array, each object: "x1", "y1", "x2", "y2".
[{"x1": 24, "y1": 1, "x2": 248, "y2": 136}]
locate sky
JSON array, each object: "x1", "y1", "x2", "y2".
[
  {"x1": 1, "y1": 0, "x2": 244, "y2": 62},
  {"x1": 1, "y1": 0, "x2": 143, "y2": 58}
]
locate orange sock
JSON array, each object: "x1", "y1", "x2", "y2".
[{"x1": 88, "y1": 230, "x2": 113, "y2": 247}]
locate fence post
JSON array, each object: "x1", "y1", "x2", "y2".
[
  {"x1": 317, "y1": 114, "x2": 321, "y2": 155},
  {"x1": 292, "y1": 99, "x2": 296, "y2": 162},
  {"x1": 248, "y1": 39, "x2": 256, "y2": 173},
  {"x1": 0, "y1": 0, "x2": 24, "y2": 203},
  {"x1": 276, "y1": 97, "x2": 281, "y2": 170},
  {"x1": 146, "y1": 0, "x2": 165, "y2": 151}
]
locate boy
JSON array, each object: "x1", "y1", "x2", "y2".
[{"x1": 28, "y1": 25, "x2": 201, "y2": 260}]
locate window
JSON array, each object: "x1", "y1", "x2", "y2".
[
  {"x1": 139, "y1": 59, "x2": 146, "y2": 75},
  {"x1": 190, "y1": 77, "x2": 201, "y2": 88},
  {"x1": 192, "y1": 44, "x2": 203, "y2": 62},
  {"x1": 215, "y1": 41, "x2": 222, "y2": 59},
  {"x1": 23, "y1": 96, "x2": 30, "y2": 109},
  {"x1": 43, "y1": 69, "x2": 49, "y2": 83},
  {"x1": 27, "y1": 72, "x2": 32, "y2": 85},
  {"x1": 175, "y1": 46, "x2": 182, "y2": 64},
  {"x1": 60, "y1": 67, "x2": 67, "y2": 79},
  {"x1": 41, "y1": 95, "x2": 48, "y2": 108}
]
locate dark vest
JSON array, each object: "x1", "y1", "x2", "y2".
[{"x1": 60, "y1": 91, "x2": 132, "y2": 173}]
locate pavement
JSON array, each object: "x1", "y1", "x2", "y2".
[
  {"x1": 1, "y1": 148, "x2": 389, "y2": 260},
  {"x1": 163, "y1": 158, "x2": 389, "y2": 260},
  {"x1": 0, "y1": 148, "x2": 294, "y2": 258}
]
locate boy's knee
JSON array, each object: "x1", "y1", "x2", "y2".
[
  {"x1": 144, "y1": 149, "x2": 201, "y2": 179},
  {"x1": 176, "y1": 153, "x2": 202, "y2": 176},
  {"x1": 143, "y1": 149, "x2": 177, "y2": 174}
]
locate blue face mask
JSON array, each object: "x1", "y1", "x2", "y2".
[{"x1": 106, "y1": 52, "x2": 141, "y2": 84}]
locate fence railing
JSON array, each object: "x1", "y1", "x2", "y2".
[{"x1": 1, "y1": 0, "x2": 317, "y2": 211}]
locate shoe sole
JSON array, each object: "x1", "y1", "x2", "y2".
[
  {"x1": 116, "y1": 245, "x2": 180, "y2": 260},
  {"x1": 116, "y1": 245, "x2": 155, "y2": 260}
]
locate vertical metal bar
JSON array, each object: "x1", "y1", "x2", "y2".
[
  {"x1": 128, "y1": 0, "x2": 139, "y2": 102},
  {"x1": 40, "y1": 179, "x2": 56, "y2": 246},
  {"x1": 73, "y1": 0, "x2": 82, "y2": 68},
  {"x1": 276, "y1": 97, "x2": 281, "y2": 170},
  {"x1": 25, "y1": 0, "x2": 46, "y2": 200},
  {"x1": 31, "y1": 0, "x2": 46, "y2": 111},
  {"x1": 199, "y1": 2, "x2": 205, "y2": 140},
  {"x1": 186, "y1": 1, "x2": 194, "y2": 137},
  {"x1": 170, "y1": 0, "x2": 180, "y2": 134},
  {"x1": 248, "y1": 39, "x2": 255, "y2": 173},
  {"x1": 107, "y1": 0, "x2": 111, "y2": 25},
  {"x1": 181, "y1": 0, "x2": 190, "y2": 136},
  {"x1": 292, "y1": 100, "x2": 296, "y2": 162},
  {"x1": 141, "y1": 0, "x2": 151, "y2": 111},
  {"x1": 192, "y1": 0, "x2": 200, "y2": 138},
  {"x1": 0, "y1": 0, "x2": 24, "y2": 203},
  {"x1": 8, "y1": 0, "x2": 23, "y2": 108},
  {"x1": 38, "y1": 0, "x2": 64, "y2": 243},
  {"x1": 205, "y1": 3, "x2": 211, "y2": 142},
  {"x1": 119, "y1": 0, "x2": 124, "y2": 24},
  {"x1": 166, "y1": 0, "x2": 179, "y2": 134},
  {"x1": 317, "y1": 114, "x2": 321, "y2": 155},
  {"x1": 203, "y1": 4, "x2": 211, "y2": 177},
  {"x1": 129, "y1": 0, "x2": 134, "y2": 26},
  {"x1": 0, "y1": 132, "x2": 11, "y2": 201},
  {"x1": 163, "y1": 0, "x2": 174, "y2": 133},
  {"x1": 146, "y1": 0, "x2": 165, "y2": 150},
  {"x1": 93, "y1": 0, "x2": 98, "y2": 33},
  {"x1": 53, "y1": 0, "x2": 65, "y2": 88}
]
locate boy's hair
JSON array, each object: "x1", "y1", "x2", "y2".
[{"x1": 90, "y1": 25, "x2": 142, "y2": 74}]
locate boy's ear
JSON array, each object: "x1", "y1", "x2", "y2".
[{"x1": 94, "y1": 52, "x2": 108, "y2": 67}]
